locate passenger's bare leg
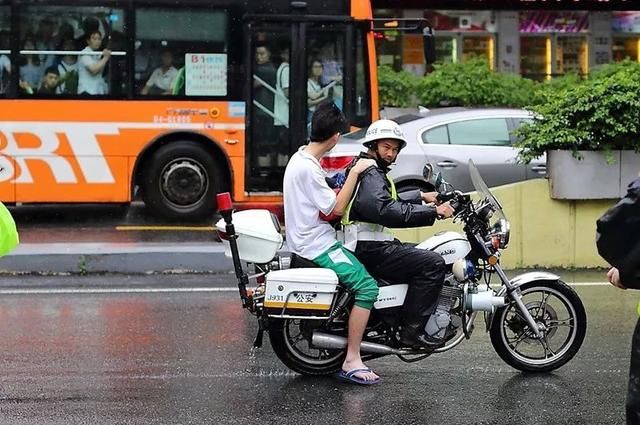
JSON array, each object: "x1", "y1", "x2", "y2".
[{"x1": 342, "y1": 305, "x2": 379, "y2": 381}]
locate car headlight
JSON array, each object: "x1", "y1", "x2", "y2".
[{"x1": 490, "y1": 219, "x2": 510, "y2": 249}]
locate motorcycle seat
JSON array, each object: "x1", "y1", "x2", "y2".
[
  {"x1": 290, "y1": 253, "x2": 319, "y2": 269},
  {"x1": 376, "y1": 278, "x2": 394, "y2": 287}
]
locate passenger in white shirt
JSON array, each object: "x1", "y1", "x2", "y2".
[
  {"x1": 141, "y1": 49, "x2": 178, "y2": 96},
  {"x1": 78, "y1": 30, "x2": 111, "y2": 95},
  {"x1": 283, "y1": 101, "x2": 380, "y2": 385}
]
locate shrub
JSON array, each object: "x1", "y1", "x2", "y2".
[
  {"x1": 377, "y1": 65, "x2": 420, "y2": 108},
  {"x1": 516, "y1": 60, "x2": 640, "y2": 164},
  {"x1": 415, "y1": 58, "x2": 539, "y2": 108}
]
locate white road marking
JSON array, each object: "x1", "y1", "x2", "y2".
[
  {"x1": 0, "y1": 282, "x2": 609, "y2": 295},
  {"x1": 0, "y1": 287, "x2": 239, "y2": 295}
]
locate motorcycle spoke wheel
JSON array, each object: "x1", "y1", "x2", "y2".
[
  {"x1": 490, "y1": 280, "x2": 586, "y2": 372},
  {"x1": 283, "y1": 320, "x2": 343, "y2": 366},
  {"x1": 500, "y1": 287, "x2": 576, "y2": 364}
]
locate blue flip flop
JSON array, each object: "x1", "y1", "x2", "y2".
[{"x1": 337, "y1": 367, "x2": 380, "y2": 385}]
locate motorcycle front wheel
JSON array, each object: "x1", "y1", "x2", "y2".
[
  {"x1": 268, "y1": 318, "x2": 345, "y2": 376},
  {"x1": 489, "y1": 280, "x2": 587, "y2": 373}
]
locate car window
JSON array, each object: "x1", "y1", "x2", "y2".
[
  {"x1": 512, "y1": 117, "x2": 533, "y2": 128},
  {"x1": 421, "y1": 125, "x2": 449, "y2": 145},
  {"x1": 511, "y1": 117, "x2": 534, "y2": 142},
  {"x1": 447, "y1": 118, "x2": 511, "y2": 146}
]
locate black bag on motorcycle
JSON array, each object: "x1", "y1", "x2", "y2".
[{"x1": 596, "y1": 177, "x2": 640, "y2": 289}]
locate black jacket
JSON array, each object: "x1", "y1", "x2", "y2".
[
  {"x1": 597, "y1": 177, "x2": 640, "y2": 289},
  {"x1": 346, "y1": 153, "x2": 438, "y2": 228}
]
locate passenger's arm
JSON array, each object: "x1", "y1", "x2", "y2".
[
  {"x1": 331, "y1": 159, "x2": 375, "y2": 216},
  {"x1": 84, "y1": 49, "x2": 111, "y2": 75}
]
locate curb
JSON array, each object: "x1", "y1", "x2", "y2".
[{"x1": 0, "y1": 243, "x2": 234, "y2": 274}]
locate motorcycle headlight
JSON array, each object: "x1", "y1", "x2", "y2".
[
  {"x1": 490, "y1": 219, "x2": 510, "y2": 249},
  {"x1": 452, "y1": 258, "x2": 476, "y2": 282}
]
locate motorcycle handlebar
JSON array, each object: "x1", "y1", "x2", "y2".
[{"x1": 437, "y1": 191, "x2": 471, "y2": 214}]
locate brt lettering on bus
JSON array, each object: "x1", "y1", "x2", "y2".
[{"x1": 0, "y1": 123, "x2": 116, "y2": 184}]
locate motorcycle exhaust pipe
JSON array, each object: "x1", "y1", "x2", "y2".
[{"x1": 312, "y1": 332, "x2": 399, "y2": 355}]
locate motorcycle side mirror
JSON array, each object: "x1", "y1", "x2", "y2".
[
  {"x1": 422, "y1": 164, "x2": 443, "y2": 190},
  {"x1": 434, "y1": 173, "x2": 443, "y2": 190},
  {"x1": 422, "y1": 164, "x2": 434, "y2": 181}
]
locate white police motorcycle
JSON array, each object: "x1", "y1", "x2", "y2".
[{"x1": 216, "y1": 160, "x2": 586, "y2": 375}]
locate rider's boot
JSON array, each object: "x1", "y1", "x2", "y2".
[{"x1": 399, "y1": 321, "x2": 445, "y2": 350}]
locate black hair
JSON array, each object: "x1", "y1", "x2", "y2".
[
  {"x1": 309, "y1": 101, "x2": 347, "y2": 143},
  {"x1": 85, "y1": 29, "x2": 102, "y2": 41},
  {"x1": 44, "y1": 66, "x2": 59, "y2": 76},
  {"x1": 255, "y1": 42, "x2": 270, "y2": 53}
]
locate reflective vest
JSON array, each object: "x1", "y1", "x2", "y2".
[{"x1": 340, "y1": 173, "x2": 397, "y2": 251}]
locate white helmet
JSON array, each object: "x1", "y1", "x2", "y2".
[{"x1": 363, "y1": 119, "x2": 407, "y2": 150}]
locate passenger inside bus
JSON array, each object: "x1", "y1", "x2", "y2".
[
  {"x1": 35, "y1": 18, "x2": 56, "y2": 69},
  {"x1": 141, "y1": 49, "x2": 178, "y2": 96},
  {"x1": 253, "y1": 42, "x2": 277, "y2": 175},
  {"x1": 0, "y1": 31, "x2": 10, "y2": 94},
  {"x1": 78, "y1": 29, "x2": 111, "y2": 95},
  {"x1": 19, "y1": 65, "x2": 59, "y2": 95},
  {"x1": 274, "y1": 44, "x2": 290, "y2": 167},
  {"x1": 56, "y1": 38, "x2": 79, "y2": 94},
  {"x1": 307, "y1": 59, "x2": 329, "y2": 134},
  {"x1": 19, "y1": 38, "x2": 43, "y2": 89},
  {"x1": 319, "y1": 41, "x2": 344, "y2": 110}
]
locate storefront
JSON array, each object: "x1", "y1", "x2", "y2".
[{"x1": 373, "y1": 1, "x2": 640, "y2": 79}]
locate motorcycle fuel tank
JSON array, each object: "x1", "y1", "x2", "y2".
[{"x1": 416, "y1": 231, "x2": 471, "y2": 264}]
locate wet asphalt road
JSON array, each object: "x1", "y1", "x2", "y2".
[{"x1": 0, "y1": 274, "x2": 634, "y2": 425}]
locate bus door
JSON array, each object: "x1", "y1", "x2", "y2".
[
  {"x1": 244, "y1": 17, "x2": 352, "y2": 194},
  {"x1": 245, "y1": 20, "x2": 295, "y2": 193}
]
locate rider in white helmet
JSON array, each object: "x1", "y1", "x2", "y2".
[
  {"x1": 341, "y1": 118, "x2": 455, "y2": 350},
  {"x1": 362, "y1": 119, "x2": 407, "y2": 169}
]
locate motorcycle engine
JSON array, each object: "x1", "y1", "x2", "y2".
[{"x1": 425, "y1": 273, "x2": 463, "y2": 339}]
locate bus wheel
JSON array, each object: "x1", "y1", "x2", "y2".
[{"x1": 142, "y1": 141, "x2": 222, "y2": 220}]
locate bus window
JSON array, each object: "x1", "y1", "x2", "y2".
[
  {"x1": 306, "y1": 29, "x2": 345, "y2": 135},
  {"x1": 0, "y1": 7, "x2": 10, "y2": 96},
  {"x1": 16, "y1": 4, "x2": 127, "y2": 97},
  {"x1": 136, "y1": 7, "x2": 228, "y2": 97}
]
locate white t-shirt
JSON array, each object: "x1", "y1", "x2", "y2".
[
  {"x1": 273, "y1": 62, "x2": 289, "y2": 126},
  {"x1": 145, "y1": 66, "x2": 178, "y2": 92},
  {"x1": 283, "y1": 147, "x2": 337, "y2": 260},
  {"x1": 78, "y1": 47, "x2": 107, "y2": 95},
  {"x1": 307, "y1": 79, "x2": 323, "y2": 113}
]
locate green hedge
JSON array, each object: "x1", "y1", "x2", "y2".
[
  {"x1": 515, "y1": 59, "x2": 640, "y2": 163},
  {"x1": 378, "y1": 58, "x2": 580, "y2": 109}
]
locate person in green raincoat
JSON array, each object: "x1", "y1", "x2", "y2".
[{"x1": 0, "y1": 201, "x2": 18, "y2": 256}]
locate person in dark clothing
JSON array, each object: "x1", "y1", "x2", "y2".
[
  {"x1": 342, "y1": 119, "x2": 455, "y2": 349},
  {"x1": 597, "y1": 176, "x2": 640, "y2": 424},
  {"x1": 252, "y1": 43, "x2": 277, "y2": 180}
]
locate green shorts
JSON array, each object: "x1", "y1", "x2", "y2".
[{"x1": 313, "y1": 242, "x2": 379, "y2": 310}]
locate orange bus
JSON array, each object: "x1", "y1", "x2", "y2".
[{"x1": 0, "y1": 0, "x2": 431, "y2": 220}]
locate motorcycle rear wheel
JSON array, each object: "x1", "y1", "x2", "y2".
[
  {"x1": 269, "y1": 318, "x2": 345, "y2": 376},
  {"x1": 489, "y1": 280, "x2": 586, "y2": 373}
]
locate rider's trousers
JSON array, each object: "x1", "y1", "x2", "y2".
[
  {"x1": 628, "y1": 317, "x2": 640, "y2": 424},
  {"x1": 355, "y1": 239, "x2": 445, "y2": 334}
]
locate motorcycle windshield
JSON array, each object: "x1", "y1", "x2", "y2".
[{"x1": 468, "y1": 159, "x2": 507, "y2": 221}]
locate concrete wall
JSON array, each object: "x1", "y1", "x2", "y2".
[{"x1": 392, "y1": 179, "x2": 616, "y2": 269}]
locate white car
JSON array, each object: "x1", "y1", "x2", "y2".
[{"x1": 323, "y1": 107, "x2": 546, "y2": 193}]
